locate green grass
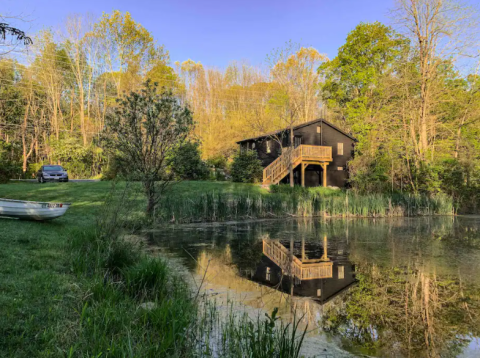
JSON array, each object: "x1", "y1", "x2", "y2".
[
  {"x1": 167, "y1": 180, "x2": 269, "y2": 196},
  {"x1": 0, "y1": 181, "x2": 309, "y2": 357},
  {"x1": 158, "y1": 183, "x2": 454, "y2": 223},
  {"x1": 0, "y1": 182, "x2": 111, "y2": 357}
]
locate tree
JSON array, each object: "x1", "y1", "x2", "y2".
[
  {"x1": 102, "y1": 81, "x2": 193, "y2": 217},
  {"x1": 319, "y1": 22, "x2": 408, "y2": 149},
  {"x1": 267, "y1": 43, "x2": 328, "y2": 186},
  {"x1": 169, "y1": 141, "x2": 209, "y2": 180},
  {"x1": 0, "y1": 22, "x2": 32, "y2": 55},
  {"x1": 91, "y1": 10, "x2": 165, "y2": 96},
  {"x1": 393, "y1": 0, "x2": 480, "y2": 160},
  {"x1": 230, "y1": 150, "x2": 263, "y2": 183}
]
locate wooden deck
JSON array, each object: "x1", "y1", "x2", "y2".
[
  {"x1": 262, "y1": 145, "x2": 332, "y2": 186},
  {"x1": 262, "y1": 239, "x2": 333, "y2": 280}
]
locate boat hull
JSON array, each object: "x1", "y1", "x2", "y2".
[{"x1": 0, "y1": 199, "x2": 71, "y2": 221}]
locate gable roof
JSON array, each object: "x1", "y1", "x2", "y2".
[{"x1": 236, "y1": 118, "x2": 357, "y2": 143}]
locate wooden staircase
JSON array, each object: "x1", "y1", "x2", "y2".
[{"x1": 262, "y1": 145, "x2": 332, "y2": 185}]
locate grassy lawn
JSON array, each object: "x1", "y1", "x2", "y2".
[
  {"x1": 167, "y1": 180, "x2": 268, "y2": 196},
  {"x1": 0, "y1": 180, "x2": 267, "y2": 356},
  {"x1": 0, "y1": 182, "x2": 110, "y2": 356}
]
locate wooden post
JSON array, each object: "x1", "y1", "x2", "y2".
[
  {"x1": 301, "y1": 237, "x2": 305, "y2": 261},
  {"x1": 322, "y1": 235, "x2": 328, "y2": 261},
  {"x1": 301, "y1": 163, "x2": 305, "y2": 187},
  {"x1": 322, "y1": 163, "x2": 327, "y2": 187}
]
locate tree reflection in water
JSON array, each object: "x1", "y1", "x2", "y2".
[{"x1": 149, "y1": 216, "x2": 480, "y2": 357}]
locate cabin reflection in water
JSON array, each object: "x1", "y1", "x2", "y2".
[{"x1": 245, "y1": 236, "x2": 356, "y2": 304}]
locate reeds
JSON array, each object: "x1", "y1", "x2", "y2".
[
  {"x1": 157, "y1": 187, "x2": 454, "y2": 223},
  {"x1": 66, "y1": 183, "x2": 311, "y2": 357}
]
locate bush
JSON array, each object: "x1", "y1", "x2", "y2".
[
  {"x1": 230, "y1": 150, "x2": 263, "y2": 183},
  {"x1": 49, "y1": 137, "x2": 105, "y2": 178},
  {"x1": 170, "y1": 141, "x2": 209, "y2": 180},
  {"x1": 0, "y1": 140, "x2": 21, "y2": 183}
]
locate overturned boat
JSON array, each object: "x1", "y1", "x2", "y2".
[{"x1": 0, "y1": 198, "x2": 71, "y2": 221}]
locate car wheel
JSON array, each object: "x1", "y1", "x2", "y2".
[{"x1": 40, "y1": 176, "x2": 45, "y2": 183}]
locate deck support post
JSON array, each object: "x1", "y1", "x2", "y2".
[
  {"x1": 322, "y1": 235, "x2": 328, "y2": 261},
  {"x1": 301, "y1": 163, "x2": 309, "y2": 187},
  {"x1": 322, "y1": 163, "x2": 328, "y2": 187}
]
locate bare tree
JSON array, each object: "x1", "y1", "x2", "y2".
[{"x1": 393, "y1": 0, "x2": 480, "y2": 160}]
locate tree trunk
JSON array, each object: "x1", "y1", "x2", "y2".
[
  {"x1": 144, "y1": 180, "x2": 156, "y2": 218},
  {"x1": 289, "y1": 125, "x2": 294, "y2": 187}
]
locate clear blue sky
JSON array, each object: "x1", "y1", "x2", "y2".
[{"x1": 5, "y1": 0, "x2": 395, "y2": 68}]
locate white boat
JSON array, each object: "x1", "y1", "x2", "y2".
[{"x1": 0, "y1": 198, "x2": 71, "y2": 221}]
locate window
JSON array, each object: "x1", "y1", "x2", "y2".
[
  {"x1": 316, "y1": 289, "x2": 322, "y2": 297},
  {"x1": 337, "y1": 143, "x2": 344, "y2": 155},
  {"x1": 252, "y1": 142, "x2": 255, "y2": 149},
  {"x1": 338, "y1": 266, "x2": 345, "y2": 279},
  {"x1": 266, "y1": 267, "x2": 271, "y2": 281},
  {"x1": 266, "y1": 140, "x2": 271, "y2": 153},
  {"x1": 337, "y1": 167, "x2": 344, "y2": 171},
  {"x1": 294, "y1": 136, "x2": 302, "y2": 148},
  {"x1": 317, "y1": 126, "x2": 321, "y2": 133}
]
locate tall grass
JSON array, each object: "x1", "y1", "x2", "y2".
[
  {"x1": 198, "y1": 304, "x2": 307, "y2": 358},
  {"x1": 64, "y1": 183, "x2": 310, "y2": 357},
  {"x1": 157, "y1": 186, "x2": 454, "y2": 224}
]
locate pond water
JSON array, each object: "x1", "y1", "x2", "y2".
[{"x1": 148, "y1": 216, "x2": 480, "y2": 358}]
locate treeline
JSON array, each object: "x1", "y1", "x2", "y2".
[{"x1": 1, "y1": 1, "x2": 480, "y2": 211}]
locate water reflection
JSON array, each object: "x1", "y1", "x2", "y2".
[
  {"x1": 247, "y1": 236, "x2": 357, "y2": 305},
  {"x1": 148, "y1": 216, "x2": 480, "y2": 358}
]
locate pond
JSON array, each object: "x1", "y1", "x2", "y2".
[{"x1": 148, "y1": 216, "x2": 480, "y2": 358}]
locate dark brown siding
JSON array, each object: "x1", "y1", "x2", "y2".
[{"x1": 240, "y1": 119, "x2": 355, "y2": 188}]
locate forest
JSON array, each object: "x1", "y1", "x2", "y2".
[{"x1": 1, "y1": 0, "x2": 479, "y2": 212}]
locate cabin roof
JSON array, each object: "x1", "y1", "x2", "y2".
[{"x1": 236, "y1": 118, "x2": 357, "y2": 143}]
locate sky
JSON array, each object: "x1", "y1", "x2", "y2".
[{"x1": 4, "y1": 0, "x2": 395, "y2": 68}]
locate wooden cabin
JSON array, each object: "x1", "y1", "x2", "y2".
[{"x1": 237, "y1": 118, "x2": 356, "y2": 188}]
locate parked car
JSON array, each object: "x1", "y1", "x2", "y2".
[{"x1": 37, "y1": 165, "x2": 69, "y2": 183}]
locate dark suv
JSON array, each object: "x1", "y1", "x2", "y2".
[{"x1": 37, "y1": 165, "x2": 69, "y2": 183}]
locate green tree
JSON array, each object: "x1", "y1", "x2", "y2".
[
  {"x1": 169, "y1": 141, "x2": 209, "y2": 180},
  {"x1": 319, "y1": 22, "x2": 408, "y2": 148},
  {"x1": 230, "y1": 150, "x2": 263, "y2": 183},
  {"x1": 102, "y1": 81, "x2": 193, "y2": 217}
]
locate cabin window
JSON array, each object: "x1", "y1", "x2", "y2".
[
  {"x1": 317, "y1": 289, "x2": 321, "y2": 297},
  {"x1": 294, "y1": 136, "x2": 302, "y2": 148},
  {"x1": 252, "y1": 142, "x2": 255, "y2": 149},
  {"x1": 337, "y1": 143, "x2": 344, "y2": 155},
  {"x1": 338, "y1": 266, "x2": 345, "y2": 279},
  {"x1": 266, "y1": 267, "x2": 271, "y2": 281},
  {"x1": 317, "y1": 126, "x2": 321, "y2": 133},
  {"x1": 337, "y1": 167, "x2": 343, "y2": 171},
  {"x1": 266, "y1": 140, "x2": 271, "y2": 153}
]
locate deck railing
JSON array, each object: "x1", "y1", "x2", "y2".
[
  {"x1": 262, "y1": 239, "x2": 333, "y2": 280},
  {"x1": 262, "y1": 145, "x2": 332, "y2": 185}
]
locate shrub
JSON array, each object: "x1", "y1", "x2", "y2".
[
  {"x1": 49, "y1": 137, "x2": 106, "y2": 179},
  {"x1": 0, "y1": 140, "x2": 21, "y2": 183},
  {"x1": 231, "y1": 150, "x2": 263, "y2": 183},
  {"x1": 170, "y1": 141, "x2": 209, "y2": 180}
]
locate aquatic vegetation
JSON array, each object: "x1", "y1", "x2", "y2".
[{"x1": 158, "y1": 188, "x2": 454, "y2": 223}]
